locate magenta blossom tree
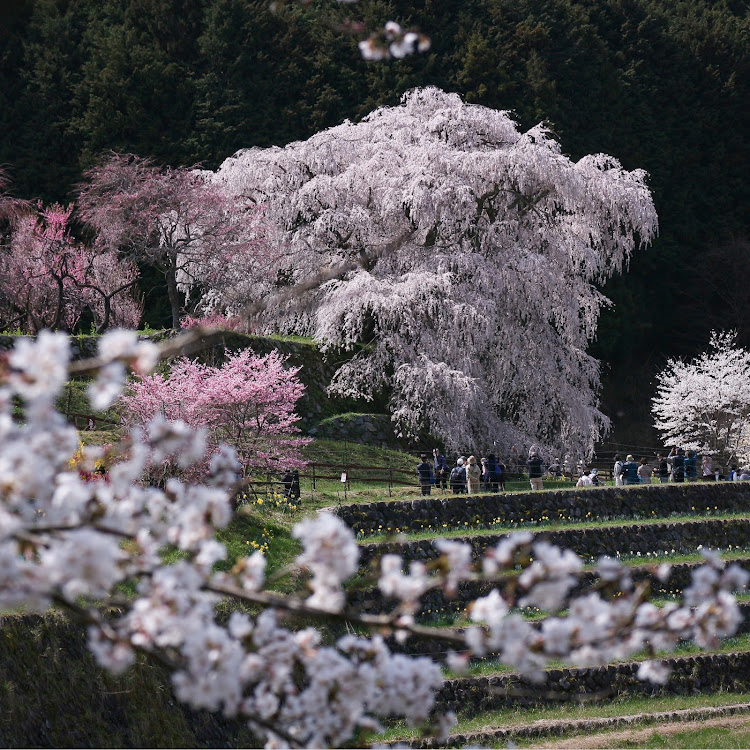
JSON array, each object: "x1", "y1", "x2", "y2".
[
  {"x1": 76, "y1": 154, "x2": 277, "y2": 329},
  {"x1": 0, "y1": 202, "x2": 141, "y2": 333},
  {"x1": 120, "y1": 348, "x2": 309, "y2": 473}
]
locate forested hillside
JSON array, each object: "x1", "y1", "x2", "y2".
[{"x1": 1, "y1": 0, "x2": 748, "y2": 443}]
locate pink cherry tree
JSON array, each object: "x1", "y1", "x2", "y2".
[
  {"x1": 120, "y1": 348, "x2": 309, "y2": 475},
  {"x1": 76, "y1": 154, "x2": 278, "y2": 329}
]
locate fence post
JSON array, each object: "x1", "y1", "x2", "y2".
[
  {"x1": 312, "y1": 463, "x2": 316, "y2": 491},
  {"x1": 388, "y1": 467, "x2": 393, "y2": 497}
]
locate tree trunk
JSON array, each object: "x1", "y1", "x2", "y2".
[{"x1": 165, "y1": 266, "x2": 181, "y2": 330}]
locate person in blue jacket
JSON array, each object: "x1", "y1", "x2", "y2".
[{"x1": 621, "y1": 455, "x2": 639, "y2": 485}]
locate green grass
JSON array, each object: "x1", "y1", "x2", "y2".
[
  {"x1": 297, "y1": 438, "x2": 425, "y2": 509},
  {"x1": 375, "y1": 692, "x2": 750, "y2": 744},
  {"x1": 590, "y1": 724, "x2": 750, "y2": 749},
  {"x1": 266, "y1": 333, "x2": 316, "y2": 345}
]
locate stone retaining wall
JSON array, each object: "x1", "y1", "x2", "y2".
[
  {"x1": 351, "y1": 558, "x2": 750, "y2": 619},
  {"x1": 433, "y1": 650, "x2": 750, "y2": 715},
  {"x1": 358, "y1": 517, "x2": 750, "y2": 569},
  {"x1": 338, "y1": 482, "x2": 750, "y2": 536},
  {"x1": 409, "y1": 702, "x2": 750, "y2": 748}
]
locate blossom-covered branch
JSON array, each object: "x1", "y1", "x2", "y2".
[{"x1": 0, "y1": 331, "x2": 744, "y2": 749}]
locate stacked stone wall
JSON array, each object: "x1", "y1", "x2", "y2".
[{"x1": 338, "y1": 482, "x2": 750, "y2": 536}]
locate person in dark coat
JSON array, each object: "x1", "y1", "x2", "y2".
[
  {"x1": 526, "y1": 448, "x2": 544, "y2": 490},
  {"x1": 416, "y1": 454, "x2": 434, "y2": 496},
  {"x1": 449, "y1": 458, "x2": 467, "y2": 493},
  {"x1": 433, "y1": 448, "x2": 448, "y2": 490},
  {"x1": 621, "y1": 455, "x2": 639, "y2": 485}
]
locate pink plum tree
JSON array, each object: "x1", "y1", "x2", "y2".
[
  {"x1": 0, "y1": 202, "x2": 141, "y2": 333},
  {"x1": 76, "y1": 153, "x2": 277, "y2": 329}
]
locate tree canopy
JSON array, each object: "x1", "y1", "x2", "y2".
[{"x1": 211, "y1": 87, "x2": 657, "y2": 456}]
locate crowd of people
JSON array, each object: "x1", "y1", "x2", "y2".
[
  {"x1": 416, "y1": 450, "x2": 507, "y2": 495},
  {"x1": 609, "y1": 450, "x2": 750, "y2": 486},
  {"x1": 416, "y1": 445, "x2": 750, "y2": 496}
]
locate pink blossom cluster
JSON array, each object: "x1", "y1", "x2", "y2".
[
  {"x1": 120, "y1": 347, "x2": 310, "y2": 473},
  {"x1": 0, "y1": 202, "x2": 141, "y2": 333}
]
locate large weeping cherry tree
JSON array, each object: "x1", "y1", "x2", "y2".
[{"x1": 209, "y1": 87, "x2": 658, "y2": 456}]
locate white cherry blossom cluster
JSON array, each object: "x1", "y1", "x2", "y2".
[
  {"x1": 652, "y1": 331, "x2": 750, "y2": 463},
  {"x1": 210, "y1": 89, "x2": 658, "y2": 457},
  {"x1": 1, "y1": 331, "x2": 747, "y2": 747},
  {"x1": 0, "y1": 332, "x2": 450, "y2": 747},
  {"x1": 380, "y1": 533, "x2": 748, "y2": 685},
  {"x1": 358, "y1": 21, "x2": 431, "y2": 61}
]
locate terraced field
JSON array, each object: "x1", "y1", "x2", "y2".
[{"x1": 333, "y1": 481, "x2": 750, "y2": 748}]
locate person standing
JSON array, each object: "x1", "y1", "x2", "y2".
[
  {"x1": 637, "y1": 457, "x2": 653, "y2": 485},
  {"x1": 622, "y1": 455, "x2": 639, "y2": 485},
  {"x1": 416, "y1": 454, "x2": 434, "y2": 496},
  {"x1": 613, "y1": 454, "x2": 624, "y2": 486},
  {"x1": 702, "y1": 454, "x2": 714, "y2": 481},
  {"x1": 449, "y1": 458, "x2": 467, "y2": 493},
  {"x1": 486, "y1": 453, "x2": 501, "y2": 492},
  {"x1": 655, "y1": 453, "x2": 669, "y2": 484},
  {"x1": 526, "y1": 448, "x2": 545, "y2": 491},
  {"x1": 433, "y1": 448, "x2": 448, "y2": 490},
  {"x1": 669, "y1": 448, "x2": 685, "y2": 483},
  {"x1": 466, "y1": 455, "x2": 481, "y2": 493},
  {"x1": 496, "y1": 458, "x2": 506, "y2": 491},
  {"x1": 289, "y1": 470, "x2": 301, "y2": 501},
  {"x1": 685, "y1": 450, "x2": 698, "y2": 481}
]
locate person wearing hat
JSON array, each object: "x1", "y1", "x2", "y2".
[
  {"x1": 621, "y1": 455, "x2": 639, "y2": 485},
  {"x1": 449, "y1": 457, "x2": 467, "y2": 493},
  {"x1": 526, "y1": 447, "x2": 545, "y2": 490}
]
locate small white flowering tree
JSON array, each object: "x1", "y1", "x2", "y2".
[
  {"x1": 0, "y1": 327, "x2": 746, "y2": 748},
  {"x1": 652, "y1": 331, "x2": 750, "y2": 464},
  {"x1": 209, "y1": 87, "x2": 658, "y2": 457}
]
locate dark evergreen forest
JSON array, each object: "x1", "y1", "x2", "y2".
[{"x1": 1, "y1": 0, "x2": 748, "y2": 444}]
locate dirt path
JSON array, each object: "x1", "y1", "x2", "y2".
[{"x1": 525, "y1": 713, "x2": 750, "y2": 749}]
